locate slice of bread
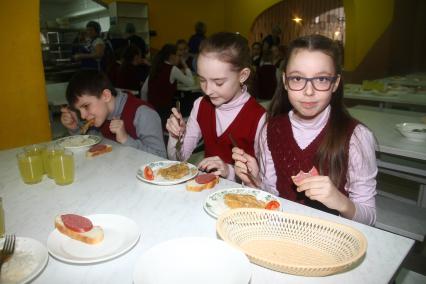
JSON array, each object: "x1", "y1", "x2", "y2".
[
  {"x1": 55, "y1": 215, "x2": 104, "y2": 245},
  {"x1": 86, "y1": 144, "x2": 112, "y2": 158},
  {"x1": 186, "y1": 175, "x2": 219, "y2": 192}
]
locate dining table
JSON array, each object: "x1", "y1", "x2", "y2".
[
  {"x1": 343, "y1": 84, "x2": 426, "y2": 109},
  {"x1": 0, "y1": 140, "x2": 415, "y2": 284}
]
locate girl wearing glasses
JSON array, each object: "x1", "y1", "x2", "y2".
[{"x1": 232, "y1": 35, "x2": 377, "y2": 225}]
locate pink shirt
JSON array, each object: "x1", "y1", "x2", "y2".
[
  {"x1": 167, "y1": 91, "x2": 266, "y2": 180},
  {"x1": 258, "y1": 106, "x2": 377, "y2": 225}
]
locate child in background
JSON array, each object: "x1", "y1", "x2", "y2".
[
  {"x1": 176, "y1": 39, "x2": 195, "y2": 72},
  {"x1": 232, "y1": 35, "x2": 377, "y2": 225},
  {"x1": 61, "y1": 70, "x2": 166, "y2": 158},
  {"x1": 140, "y1": 44, "x2": 194, "y2": 126},
  {"x1": 116, "y1": 45, "x2": 150, "y2": 91},
  {"x1": 166, "y1": 32, "x2": 266, "y2": 180}
]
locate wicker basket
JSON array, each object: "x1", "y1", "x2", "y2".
[{"x1": 216, "y1": 208, "x2": 367, "y2": 276}]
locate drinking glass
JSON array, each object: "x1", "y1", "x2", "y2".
[
  {"x1": 0, "y1": 197, "x2": 4, "y2": 237},
  {"x1": 17, "y1": 151, "x2": 44, "y2": 184},
  {"x1": 45, "y1": 145, "x2": 64, "y2": 179},
  {"x1": 51, "y1": 150, "x2": 74, "y2": 185},
  {"x1": 24, "y1": 144, "x2": 47, "y2": 174}
]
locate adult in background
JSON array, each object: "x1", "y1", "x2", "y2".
[
  {"x1": 73, "y1": 21, "x2": 105, "y2": 71},
  {"x1": 125, "y1": 23, "x2": 147, "y2": 58},
  {"x1": 188, "y1": 21, "x2": 206, "y2": 55},
  {"x1": 262, "y1": 25, "x2": 281, "y2": 51},
  {"x1": 251, "y1": 42, "x2": 262, "y2": 69}
]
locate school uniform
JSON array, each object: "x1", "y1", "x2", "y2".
[
  {"x1": 167, "y1": 90, "x2": 266, "y2": 181},
  {"x1": 97, "y1": 91, "x2": 166, "y2": 157},
  {"x1": 258, "y1": 106, "x2": 377, "y2": 225}
]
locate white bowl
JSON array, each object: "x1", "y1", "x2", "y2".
[
  {"x1": 395, "y1": 123, "x2": 426, "y2": 142},
  {"x1": 54, "y1": 135, "x2": 102, "y2": 152}
]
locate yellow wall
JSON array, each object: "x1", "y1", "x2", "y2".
[
  {"x1": 223, "y1": 0, "x2": 282, "y2": 37},
  {"x1": 0, "y1": 1, "x2": 51, "y2": 150},
  {"x1": 104, "y1": 0, "x2": 226, "y2": 49},
  {"x1": 343, "y1": 0, "x2": 394, "y2": 71}
]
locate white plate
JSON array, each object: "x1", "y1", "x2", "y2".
[
  {"x1": 204, "y1": 187, "x2": 281, "y2": 219},
  {"x1": 136, "y1": 161, "x2": 198, "y2": 185},
  {"x1": 0, "y1": 237, "x2": 48, "y2": 284},
  {"x1": 55, "y1": 135, "x2": 101, "y2": 150},
  {"x1": 47, "y1": 214, "x2": 140, "y2": 264},
  {"x1": 395, "y1": 123, "x2": 426, "y2": 142},
  {"x1": 133, "y1": 237, "x2": 251, "y2": 284}
]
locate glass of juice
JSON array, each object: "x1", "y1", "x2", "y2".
[
  {"x1": 0, "y1": 197, "x2": 4, "y2": 237},
  {"x1": 45, "y1": 145, "x2": 64, "y2": 179},
  {"x1": 25, "y1": 144, "x2": 47, "y2": 174},
  {"x1": 51, "y1": 150, "x2": 74, "y2": 186},
  {"x1": 17, "y1": 151, "x2": 44, "y2": 184}
]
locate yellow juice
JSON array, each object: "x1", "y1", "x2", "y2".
[
  {"x1": 17, "y1": 153, "x2": 44, "y2": 184},
  {"x1": 0, "y1": 198, "x2": 4, "y2": 237},
  {"x1": 46, "y1": 149, "x2": 64, "y2": 179},
  {"x1": 25, "y1": 144, "x2": 47, "y2": 174},
  {"x1": 51, "y1": 152, "x2": 74, "y2": 185}
]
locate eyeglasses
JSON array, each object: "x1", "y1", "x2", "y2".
[{"x1": 285, "y1": 76, "x2": 338, "y2": 91}]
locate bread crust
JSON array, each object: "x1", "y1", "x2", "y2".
[
  {"x1": 55, "y1": 215, "x2": 104, "y2": 244},
  {"x1": 186, "y1": 176, "x2": 219, "y2": 192}
]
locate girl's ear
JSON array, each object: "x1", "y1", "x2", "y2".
[
  {"x1": 332, "y1": 75, "x2": 341, "y2": 93},
  {"x1": 282, "y1": 72, "x2": 288, "y2": 90},
  {"x1": 239, "y1": 68, "x2": 251, "y2": 84},
  {"x1": 101, "y1": 89, "x2": 113, "y2": 102}
]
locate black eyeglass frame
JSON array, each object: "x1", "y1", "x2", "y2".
[{"x1": 285, "y1": 75, "x2": 339, "y2": 91}]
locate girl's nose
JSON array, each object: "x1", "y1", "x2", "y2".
[
  {"x1": 203, "y1": 82, "x2": 213, "y2": 96},
  {"x1": 304, "y1": 80, "x2": 315, "y2": 96}
]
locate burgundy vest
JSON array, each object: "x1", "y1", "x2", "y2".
[
  {"x1": 267, "y1": 113, "x2": 358, "y2": 214},
  {"x1": 197, "y1": 96, "x2": 265, "y2": 164},
  {"x1": 100, "y1": 93, "x2": 149, "y2": 141},
  {"x1": 147, "y1": 63, "x2": 177, "y2": 109}
]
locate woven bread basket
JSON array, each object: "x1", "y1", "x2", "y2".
[{"x1": 216, "y1": 208, "x2": 367, "y2": 276}]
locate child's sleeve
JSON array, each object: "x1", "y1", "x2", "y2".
[
  {"x1": 256, "y1": 119, "x2": 279, "y2": 196},
  {"x1": 125, "y1": 105, "x2": 167, "y2": 158},
  {"x1": 345, "y1": 124, "x2": 378, "y2": 225}
]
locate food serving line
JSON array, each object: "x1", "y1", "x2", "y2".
[{"x1": 0, "y1": 139, "x2": 414, "y2": 283}]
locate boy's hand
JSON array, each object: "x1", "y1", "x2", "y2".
[
  {"x1": 60, "y1": 106, "x2": 79, "y2": 130},
  {"x1": 166, "y1": 107, "x2": 186, "y2": 139},
  {"x1": 110, "y1": 117, "x2": 128, "y2": 144}
]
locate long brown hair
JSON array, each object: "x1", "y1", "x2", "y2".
[
  {"x1": 149, "y1": 44, "x2": 177, "y2": 80},
  {"x1": 268, "y1": 34, "x2": 353, "y2": 187}
]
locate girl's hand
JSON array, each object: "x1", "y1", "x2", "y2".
[
  {"x1": 198, "y1": 156, "x2": 229, "y2": 178},
  {"x1": 110, "y1": 117, "x2": 128, "y2": 143},
  {"x1": 231, "y1": 147, "x2": 261, "y2": 187},
  {"x1": 296, "y1": 176, "x2": 350, "y2": 212},
  {"x1": 166, "y1": 107, "x2": 186, "y2": 139},
  {"x1": 60, "y1": 106, "x2": 79, "y2": 130}
]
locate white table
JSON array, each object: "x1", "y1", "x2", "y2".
[
  {"x1": 379, "y1": 74, "x2": 426, "y2": 88},
  {"x1": 348, "y1": 106, "x2": 426, "y2": 160},
  {"x1": 348, "y1": 106, "x2": 426, "y2": 240},
  {"x1": 0, "y1": 142, "x2": 414, "y2": 283},
  {"x1": 344, "y1": 89, "x2": 426, "y2": 108}
]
